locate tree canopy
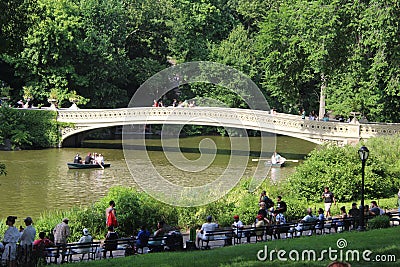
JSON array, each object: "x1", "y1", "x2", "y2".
[{"x1": 1, "y1": 0, "x2": 400, "y2": 121}]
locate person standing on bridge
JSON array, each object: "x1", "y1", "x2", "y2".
[{"x1": 300, "y1": 108, "x2": 306, "y2": 119}]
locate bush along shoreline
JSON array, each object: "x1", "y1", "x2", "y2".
[{"x1": 4, "y1": 181, "x2": 397, "y2": 242}]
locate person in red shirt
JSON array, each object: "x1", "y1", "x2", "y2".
[{"x1": 33, "y1": 232, "x2": 53, "y2": 247}]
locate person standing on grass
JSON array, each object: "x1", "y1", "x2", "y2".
[
  {"x1": 322, "y1": 187, "x2": 336, "y2": 218},
  {"x1": 53, "y1": 218, "x2": 70, "y2": 245},
  {"x1": 20, "y1": 217, "x2": 36, "y2": 247},
  {"x1": 106, "y1": 200, "x2": 118, "y2": 228},
  {"x1": 2, "y1": 216, "x2": 20, "y2": 267}
]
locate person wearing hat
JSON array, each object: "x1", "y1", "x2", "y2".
[
  {"x1": 255, "y1": 214, "x2": 265, "y2": 241},
  {"x1": 53, "y1": 218, "x2": 70, "y2": 245},
  {"x1": 20, "y1": 217, "x2": 36, "y2": 247},
  {"x1": 76, "y1": 228, "x2": 93, "y2": 257},
  {"x1": 1, "y1": 216, "x2": 20, "y2": 267},
  {"x1": 196, "y1": 216, "x2": 218, "y2": 249},
  {"x1": 53, "y1": 218, "x2": 70, "y2": 263},
  {"x1": 232, "y1": 215, "x2": 244, "y2": 240}
]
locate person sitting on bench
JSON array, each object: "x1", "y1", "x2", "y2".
[{"x1": 196, "y1": 216, "x2": 218, "y2": 249}]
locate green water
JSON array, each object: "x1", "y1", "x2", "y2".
[{"x1": 0, "y1": 136, "x2": 316, "y2": 221}]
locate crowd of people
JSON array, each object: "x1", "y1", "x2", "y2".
[
  {"x1": 73, "y1": 152, "x2": 105, "y2": 166},
  {"x1": 195, "y1": 186, "x2": 394, "y2": 248},
  {"x1": 152, "y1": 99, "x2": 196, "y2": 108},
  {"x1": 0, "y1": 188, "x2": 397, "y2": 265}
]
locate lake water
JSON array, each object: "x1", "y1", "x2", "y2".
[{"x1": 0, "y1": 135, "x2": 316, "y2": 220}]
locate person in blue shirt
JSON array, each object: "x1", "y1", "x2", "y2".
[{"x1": 136, "y1": 225, "x2": 150, "y2": 250}]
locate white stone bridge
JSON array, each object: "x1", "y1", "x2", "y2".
[{"x1": 57, "y1": 107, "x2": 400, "y2": 146}]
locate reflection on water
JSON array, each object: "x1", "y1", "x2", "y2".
[{"x1": 0, "y1": 136, "x2": 316, "y2": 220}]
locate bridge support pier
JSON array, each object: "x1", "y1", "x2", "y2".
[{"x1": 61, "y1": 132, "x2": 86, "y2": 148}]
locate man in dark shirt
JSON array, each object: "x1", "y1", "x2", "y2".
[
  {"x1": 73, "y1": 153, "x2": 82, "y2": 164},
  {"x1": 322, "y1": 187, "x2": 336, "y2": 217},
  {"x1": 84, "y1": 153, "x2": 93, "y2": 164},
  {"x1": 348, "y1": 202, "x2": 361, "y2": 228},
  {"x1": 275, "y1": 196, "x2": 287, "y2": 214},
  {"x1": 348, "y1": 203, "x2": 360, "y2": 218}
]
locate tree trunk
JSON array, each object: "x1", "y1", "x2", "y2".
[{"x1": 319, "y1": 73, "x2": 326, "y2": 119}]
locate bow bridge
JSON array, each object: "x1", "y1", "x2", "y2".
[{"x1": 57, "y1": 107, "x2": 400, "y2": 147}]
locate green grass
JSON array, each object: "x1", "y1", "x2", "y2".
[{"x1": 65, "y1": 227, "x2": 400, "y2": 267}]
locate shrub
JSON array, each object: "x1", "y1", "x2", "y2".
[
  {"x1": 287, "y1": 137, "x2": 400, "y2": 202},
  {"x1": 0, "y1": 107, "x2": 60, "y2": 149},
  {"x1": 368, "y1": 215, "x2": 390, "y2": 229}
]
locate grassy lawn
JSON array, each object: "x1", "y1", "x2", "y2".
[{"x1": 65, "y1": 227, "x2": 400, "y2": 267}]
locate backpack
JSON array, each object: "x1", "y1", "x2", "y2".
[
  {"x1": 107, "y1": 210, "x2": 118, "y2": 228},
  {"x1": 264, "y1": 196, "x2": 274, "y2": 209}
]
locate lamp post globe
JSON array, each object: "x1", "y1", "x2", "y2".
[{"x1": 358, "y1": 146, "x2": 369, "y2": 231}]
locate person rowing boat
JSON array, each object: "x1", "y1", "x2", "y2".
[
  {"x1": 95, "y1": 153, "x2": 105, "y2": 169},
  {"x1": 271, "y1": 151, "x2": 286, "y2": 165}
]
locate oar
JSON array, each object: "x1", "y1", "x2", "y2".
[
  {"x1": 97, "y1": 160, "x2": 104, "y2": 169},
  {"x1": 251, "y1": 158, "x2": 299, "y2": 162}
]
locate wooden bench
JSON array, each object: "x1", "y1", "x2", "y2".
[
  {"x1": 270, "y1": 223, "x2": 294, "y2": 239},
  {"x1": 45, "y1": 241, "x2": 101, "y2": 263},
  {"x1": 101, "y1": 237, "x2": 135, "y2": 258},
  {"x1": 64, "y1": 241, "x2": 101, "y2": 261},
  {"x1": 233, "y1": 224, "x2": 293, "y2": 244},
  {"x1": 200, "y1": 229, "x2": 234, "y2": 249},
  {"x1": 146, "y1": 235, "x2": 169, "y2": 253},
  {"x1": 234, "y1": 226, "x2": 257, "y2": 244},
  {"x1": 386, "y1": 211, "x2": 400, "y2": 226},
  {"x1": 288, "y1": 220, "x2": 318, "y2": 237}
]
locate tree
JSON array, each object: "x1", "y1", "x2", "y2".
[
  {"x1": 5, "y1": 0, "x2": 133, "y2": 108},
  {"x1": 168, "y1": 0, "x2": 236, "y2": 62},
  {"x1": 190, "y1": 25, "x2": 262, "y2": 108},
  {"x1": 256, "y1": 0, "x2": 345, "y2": 115},
  {"x1": 327, "y1": 0, "x2": 400, "y2": 122}
]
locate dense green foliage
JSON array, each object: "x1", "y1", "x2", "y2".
[
  {"x1": 2, "y1": 0, "x2": 400, "y2": 121},
  {"x1": 287, "y1": 135, "x2": 400, "y2": 202},
  {"x1": 368, "y1": 215, "x2": 391, "y2": 230},
  {"x1": 26, "y1": 176, "x2": 399, "y2": 241},
  {"x1": 0, "y1": 106, "x2": 60, "y2": 149}
]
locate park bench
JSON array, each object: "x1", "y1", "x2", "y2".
[
  {"x1": 45, "y1": 241, "x2": 101, "y2": 263},
  {"x1": 386, "y1": 211, "x2": 400, "y2": 226},
  {"x1": 63, "y1": 241, "x2": 101, "y2": 262},
  {"x1": 332, "y1": 217, "x2": 355, "y2": 232},
  {"x1": 233, "y1": 223, "x2": 293, "y2": 244},
  {"x1": 233, "y1": 226, "x2": 257, "y2": 244},
  {"x1": 270, "y1": 223, "x2": 294, "y2": 239},
  {"x1": 101, "y1": 237, "x2": 135, "y2": 259},
  {"x1": 200, "y1": 228, "x2": 234, "y2": 249},
  {"x1": 288, "y1": 220, "x2": 318, "y2": 237}
]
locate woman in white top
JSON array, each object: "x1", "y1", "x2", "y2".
[{"x1": 2, "y1": 216, "x2": 20, "y2": 267}]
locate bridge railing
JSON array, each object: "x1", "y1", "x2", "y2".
[{"x1": 56, "y1": 107, "x2": 400, "y2": 145}]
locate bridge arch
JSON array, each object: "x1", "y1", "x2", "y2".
[{"x1": 57, "y1": 107, "x2": 398, "y2": 147}]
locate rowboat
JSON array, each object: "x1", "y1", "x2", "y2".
[
  {"x1": 265, "y1": 161, "x2": 285, "y2": 168},
  {"x1": 252, "y1": 158, "x2": 299, "y2": 168},
  {"x1": 67, "y1": 163, "x2": 111, "y2": 169}
]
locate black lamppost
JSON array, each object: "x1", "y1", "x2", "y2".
[{"x1": 358, "y1": 146, "x2": 369, "y2": 231}]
